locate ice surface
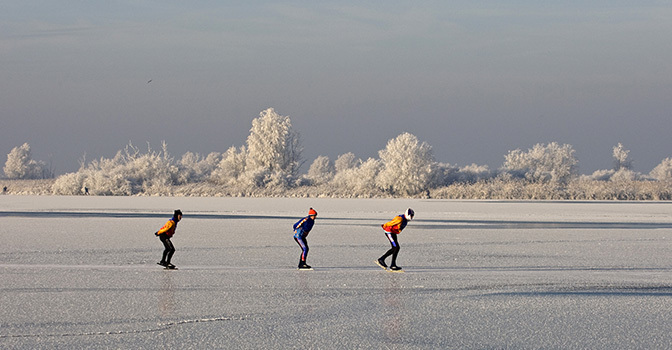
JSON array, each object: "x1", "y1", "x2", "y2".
[{"x1": 1, "y1": 196, "x2": 672, "y2": 349}]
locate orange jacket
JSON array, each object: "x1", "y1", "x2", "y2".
[
  {"x1": 157, "y1": 219, "x2": 178, "y2": 238},
  {"x1": 382, "y1": 215, "x2": 407, "y2": 235}
]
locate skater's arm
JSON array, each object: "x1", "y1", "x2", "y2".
[{"x1": 293, "y1": 217, "x2": 308, "y2": 230}]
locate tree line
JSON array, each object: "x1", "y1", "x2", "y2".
[{"x1": 4, "y1": 108, "x2": 672, "y2": 199}]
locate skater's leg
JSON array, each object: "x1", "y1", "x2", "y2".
[
  {"x1": 161, "y1": 236, "x2": 176, "y2": 264},
  {"x1": 382, "y1": 231, "x2": 400, "y2": 267},
  {"x1": 380, "y1": 231, "x2": 399, "y2": 262},
  {"x1": 390, "y1": 242, "x2": 400, "y2": 267},
  {"x1": 294, "y1": 236, "x2": 309, "y2": 264}
]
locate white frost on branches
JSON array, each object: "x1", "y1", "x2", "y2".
[
  {"x1": 503, "y1": 142, "x2": 578, "y2": 185},
  {"x1": 613, "y1": 143, "x2": 633, "y2": 171},
  {"x1": 52, "y1": 142, "x2": 178, "y2": 195},
  {"x1": 376, "y1": 132, "x2": 435, "y2": 196},
  {"x1": 211, "y1": 146, "x2": 247, "y2": 186},
  {"x1": 334, "y1": 152, "x2": 358, "y2": 174},
  {"x1": 650, "y1": 158, "x2": 672, "y2": 181},
  {"x1": 306, "y1": 155, "x2": 334, "y2": 185},
  {"x1": 34, "y1": 107, "x2": 672, "y2": 198},
  {"x1": 4, "y1": 143, "x2": 52, "y2": 179},
  {"x1": 243, "y1": 108, "x2": 302, "y2": 187}
]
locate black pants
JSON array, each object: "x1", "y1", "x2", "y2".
[
  {"x1": 380, "y1": 231, "x2": 400, "y2": 266},
  {"x1": 159, "y1": 234, "x2": 175, "y2": 264}
]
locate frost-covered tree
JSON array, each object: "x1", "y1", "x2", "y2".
[
  {"x1": 4, "y1": 143, "x2": 52, "y2": 179},
  {"x1": 650, "y1": 158, "x2": 672, "y2": 181},
  {"x1": 376, "y1": 132, "x2": 435, "y2": 196},
  {"x1": 454, "y1": 163, "x2": 494, "y2": 184},
  {"x1": 503, "y1": 142, "x2": 578, "y2": 185},
  {"x1": 585, "y1": 169, "x2": 615, "y2": 181},
  {"x1": 613, "y1": 143, "x2": 633, "y2": 171},
  {"x1": 332, "y1": 157, "x2": 382, "y2": 195},
  {"x1": 610, "y1": 168, "x2": 639, "y2": 182},
  {"x1": 430, "y1": 162, "x2": 458, "y2": 187},
  {"x1": 334, "y1": 152, "x2": 358, "y2": 174},
  {"x1": 306, "y1": 155, "x2": 334, "y2": 185},
  {"x1": 52, "y1": 141, "x2": 177, "y2": 195},
  {"x1": 430, "y1": 162, "x2": 495, "y2": 187},
  {"x1": 244, "y1": 108, "x2": 302, "y2": 187},
  {"x1": 177, "y1": 151, "x2": 221, "y2": 184},
  {"x1": 583, "y1": 143, "x2": 634, "y2": 182},
  {"x1": 211, "y1": 146, "x2": 247, "y2": 185}
]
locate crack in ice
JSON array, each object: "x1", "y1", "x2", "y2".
[{"x1": 0, "y1": 315, "x2": 248, "y2": 339}]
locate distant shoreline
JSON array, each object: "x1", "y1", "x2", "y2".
[{"x1": 2, "y1": 178, "x2": 671, "y2": 200}]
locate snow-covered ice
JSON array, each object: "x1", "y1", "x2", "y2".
[{"x1": 1, "y1": 196, "x2": 672, "y2": 349}]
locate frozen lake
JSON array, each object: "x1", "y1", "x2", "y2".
[{"x1": 1, "y1": 196, "x2": 672, "y2": 349}]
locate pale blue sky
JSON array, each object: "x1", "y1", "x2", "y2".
[{"x1": 2, "y1": 1, "x2": 671, "y2": 175}]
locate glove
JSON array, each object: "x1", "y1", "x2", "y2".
[{"x1": 154, "y1": 231, "x2": 159, "y2": 236}]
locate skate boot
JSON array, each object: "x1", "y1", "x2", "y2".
[{"x1": 375, "y1": 258, "x2": 388, "y2": 270}]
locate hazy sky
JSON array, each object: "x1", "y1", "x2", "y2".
[{"x1": 2, "y1": 1, "x2": 671, "y2": 175}]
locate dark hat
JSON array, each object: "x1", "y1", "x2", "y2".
[{"x1": 174, "y1": 209, "x2": 183, "y2": 217}]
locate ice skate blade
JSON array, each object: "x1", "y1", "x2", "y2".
[{"x1": 374, "y1": 260, "x2": 388, "y2": 271}]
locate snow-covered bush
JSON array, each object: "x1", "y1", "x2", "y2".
[
  {"x1": 456, "y1": 163, "x2": 495, "y2": 183},
  {"x1": 243, "y1": 108, "x2": 302, "y2": 187},
  {"x1": 435, "y1": 163, "x2": 495, "y2": 186},
  {"x1": 178, "y1": 151, "x2": 221, "y2": 184},
  {"x1": 211, "y1": 146, "x2": 247, "y2": 186},
  {"x1": 376, "y1": 133, "x2": 435, "y2": 196},
  {"x1": 650, "y1": 157, "x2": 672, "y2": 181},
  {"x1": 429, "y1": 162, "x2": 458, "y2": 187},
  {"x1": 609, "y1": 168, "x2": 640, "y2": 182},
  {"x1": 51, "y1": 142, "x2": 178, "y2": 195},
  {"x1": 306, "y1": 155, "x2": 334, "y2": 185},
  {"x1": 51, "y1": 172, "x2": 88, "y2": 195},
  {"x1": 332, "y1": 158, "x2": 382, "y2": 196},
  {"x1": 334, "y1": 152, "x2": 358, "y2": 173},
  {"x1": 580, "y1": 143, "x2": 636, "y2": 182},
  {"x1": 583, "y1": 169, "x2": 616, "y2": 182},
  {"x1": 4, "y1": 143, "x2": 53, "y2": 179},
  {"x1": 502, "y1": 142, "x2": 578, "y2": 185}
]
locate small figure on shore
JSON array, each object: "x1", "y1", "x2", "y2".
[
  {"x1": 155, "y1": 209, "x2": 182, "y2": 269},
  {"x1": 376, "y1": 208, "x2": 414, "y2": 272},
  {"x1": 2, "y1": 186, "x2": 6, "y2": 194},
  {"x1": 293, "y1": 208, "x2": 317, "y2": 270}
]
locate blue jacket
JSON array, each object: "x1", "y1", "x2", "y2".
[{"x1": 293, "y1": 216, "x2": 315, "y2": 237}]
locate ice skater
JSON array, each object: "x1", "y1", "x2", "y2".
[
  {"x1": 376, "y1": 208, "x2": 414, "y2": 272},
  {"x1": 293, "y1": 208, "x2": 317, "y2": 269},
  {"x1": 155, "y1": 209, "x2": 182, "y2": 269}
]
